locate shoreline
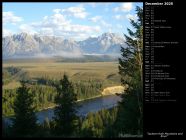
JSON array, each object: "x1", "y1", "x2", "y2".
[
  {"x1": 3, "y1": 91, "x2": 122, "y2": 118},
  {"x1": 39, "y1": 93, "x2": 116, "y2": 111}
]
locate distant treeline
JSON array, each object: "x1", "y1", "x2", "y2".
[{"x1": 56, "y1": 55, "x2": 118, "y2": 63}]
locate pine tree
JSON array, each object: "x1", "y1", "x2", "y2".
[
  {"x1": 11, "y1": 81, "x2": 37, "y2": 137},
  {"x1": 81, "y1": 112, "x2": 94, "y2": 137},
  {"x1": 94, "y1": 112, "x2": 103, "y2": 137},
  {"x1": 53, "y1": 74, "x2": 78, "y2": 136},
  {"x1": 116, "y1": 6, "x2": 143, "y2": 135}
]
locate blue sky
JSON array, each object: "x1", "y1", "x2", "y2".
[{"x1": 3, "y1": 2, "x2": 143, "y2": 41}]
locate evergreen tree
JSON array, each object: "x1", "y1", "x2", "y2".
[
  {"x1": 94, "y1": 112, "x2": 104, "y2": 137},
  {"x1": 53, "y1": 74, "x2": 78, "y2": 136},
  {"x1": 81, "y1": 112, "x2": 94, "y2": 137},
  {"x1": 11, "y1": 81, "x2": 37, "y2": 137},
  {"x1": 116, "y1": 6, "x2": 143, "y2": 135}
]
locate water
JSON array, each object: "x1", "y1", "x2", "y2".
[{"x1": 3, "y1": 94, "x2": 122, "y2": 125}]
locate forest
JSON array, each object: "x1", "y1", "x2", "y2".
[{"x1": 2, "y1": 78, "x2": 103, "y2": 117}]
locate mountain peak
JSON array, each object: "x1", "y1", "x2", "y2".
[
  {"x1": 101, "y1": 32, "x2": 119, "y2": 37},
  {"x1": 3, "y1": 32, "x2": 126, "y2": 59},
  {"x1": 102, "y1": 32, "x2": 114, "y2": 36},
  {"x1": 12, "y1": 32, "x2": 31, "y2": 41},
  {"x1": 14, "y1": 32, "x2": 30, "y2": 37}
]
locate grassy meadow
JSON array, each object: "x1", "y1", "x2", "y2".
[{"x1": 3, "y1": 58, "x2": 121, "y2": 89}]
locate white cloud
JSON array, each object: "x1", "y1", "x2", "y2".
[
  {"x1": 3, "y1": 29, "x2": 12, "y2": 37},
  {"x1": 126, "y1": 14, "x2": 137, "y2": 21},
  {"x1": 74, "y1": 12, "x2": 87, "y2": 19},
  {"x1": 32, "y1": 13, "x2": 71, "y2": 28},
  {"x1": 3, "y1": 11, "x2": 23, "y2": 24},
  {"x1": 89, "y1": 16, "x2": 102, "y2": 22},
  {"x1": 19, "y1": 24, "x2": 37, "y2": 34},
  {"x1": 62, "y1": 6, "x2": 88, "y2": 19},
  {"x1": 53, "y1": 9, "x2": 61, "y2": 14},
  {"x1": 114, "y1": 15, "x2": 123, "y2": 20},
  {"x1": 39, "y1": 28, "x2": 54, "y2": 36},
  {"x1": 113, "y1": 3, "x2": 133, "y2": 12},
  {"x1": 100, "y1": 20, "x2": 112, "y2": 28},
  {"x1": 51, "y1": 13, "x2": 71, "y2": 26},
  {"x1": 29, "y1": 12, "x2": 101, "y2": 40},
  {"x1": 43, "y1": 16, "x2": 48, "y2": 20},
  {"x1": 87, "y1": 2, "x2": 111, "y2": 8},
  {"x1": 89, "y1": 18, "x2": 111, "y2": 30},
  {"x1": 108, "y1": 28, "x2": 113, "y2": 33},
  {"x1": 63, "y1": 24, "x2": 100, "y2": 34}
]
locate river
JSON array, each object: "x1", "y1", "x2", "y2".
[{"x1": 3, "y1": 94, "x2": 122, "y2": 125}]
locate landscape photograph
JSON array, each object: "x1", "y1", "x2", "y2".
[{"x1": 2, "y1": 2, "x2": 143, "y2": 137}]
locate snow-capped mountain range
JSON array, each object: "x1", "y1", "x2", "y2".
[{"x1": 3, "y1": 32, "x2": 126, "y2": 59}]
